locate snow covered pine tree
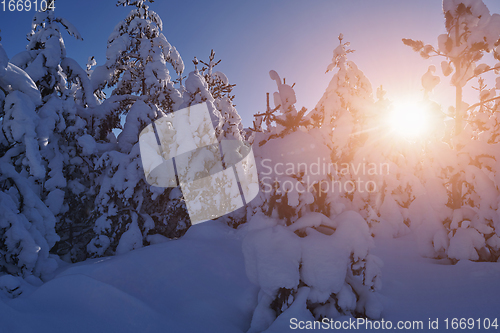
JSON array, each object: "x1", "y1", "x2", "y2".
[
  {"x1": 88, "y1": 0, "x2": 248, "y2": 256},
  {"x1": 194, "y1": 50, "x2": 248, "y2": 226},
  {"x1": 0, "y1": 30, "x2": 62, "y2": 283},
  {"x1": 196, "y1": 50, "x2": 244, "y2": 141},
  {"x1": 9, "y1": 9, "x2": 98, "y2": 263},
  {"x1": 306, "y1": 35, "x2": 415, "y2": 238},
  {"x1": 87, "y1": 0, "x2": 191, "y2": 256},
  {"x1": 242, "y1": 67, "x2": 382, "y2": 332},
  {"x1": 0, "y1": 6, "x2": 99, "y2": 283},
  {"x1": 404, "y1": 0, "x2": 500, "y2": 261}
]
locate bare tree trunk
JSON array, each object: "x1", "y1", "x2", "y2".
[
  {"x1": 455, "y1": 85, "x2": 462, "y2": 135},
  {"x1": 450, "y1": 18, "x2": 463, "y2": 210},
  {"x1": 452, "y1": 77, "x2": 463, "y2": 209}
]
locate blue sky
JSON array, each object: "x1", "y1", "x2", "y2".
[{"x1": 2, "y1": 0, "x2": 500, "y2": 126}]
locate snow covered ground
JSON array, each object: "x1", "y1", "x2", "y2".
[{"x1": 1, "y1": 221, "x2": 499, "y2": 333}]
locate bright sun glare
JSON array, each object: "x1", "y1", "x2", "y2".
[{"x1": 388, "y1": 101, "x2": 430, "y2": 139}]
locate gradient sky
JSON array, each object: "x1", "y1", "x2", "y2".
[{"x1": 2, "y1": 0, "x2": 500, "y2": 126}]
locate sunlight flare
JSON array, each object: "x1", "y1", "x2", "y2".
[{"x1": 388, "y1": 101, "x2": 430, "y2": 139}]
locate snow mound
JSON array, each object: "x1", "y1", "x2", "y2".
[{"x1": 2, "y1": 221, "x2": 258, "y2": 333}]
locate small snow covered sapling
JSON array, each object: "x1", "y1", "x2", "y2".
[
  {"x1": 197, "y1": 50, "x2": 244, "y2": 142},
  {"x1": 198, "y1": 50, "x2": 236, "y2": 102},
  {"x1": 192, "y1": 50, "x2": 250, "y2": 227}
]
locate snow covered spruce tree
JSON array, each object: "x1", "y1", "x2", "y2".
[
  {"x1": 190, "y1": 51, "x2": 248, "y2": 227},
  {"x1": 306, "y1": 35, "x2": 371, "y2": 160},
  {"x1": 0, "y1": 34, "x2": 61, "y2": 280},
  {"x1": 307, "y1": 35, "x2": 415, "y2": 238},
  {"x1": 5, "y1": 9, "x2": 97, "y2": 263},
  {"x1": 197, "y1": 50, "x2": 243, "y2": 141},
  {"x1": 242, "y1": 69, "x2": 382, "y2": 332},
  {"x1": 404, "y1": 0, "x2": 500, "y2": 261},
  {"x1": 88, "y1": 0, "x2": 208, "y2": 256}
]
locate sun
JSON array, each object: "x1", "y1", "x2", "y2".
[{"x1": 387, "y1": 101, "x2": 430, "y2": 139}]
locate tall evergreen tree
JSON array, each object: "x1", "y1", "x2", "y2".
[
  {"x1": 404, "y1": 0, "x2": 500, "y2": 261},
  {"x1": 308, "y1": 36, "x2": 415, "y2": 238},
  {"x1": 0, "y1": 37, "x2": 59, "y2": 280},
  {"x1": 9, "y1": 9, "x2": 97, "y2": 262},
  {"x1": 88, "y1": 0, "x2": 191, "y2": 256}
]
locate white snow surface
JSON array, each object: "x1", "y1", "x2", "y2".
[
  {"x1": 1, "y1": 220, "x2": 499, "y2": 332},
  {"x1": 2, "y1": 221, "x2": 258, "y2": 333}
]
